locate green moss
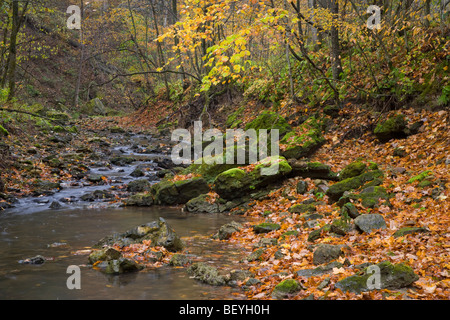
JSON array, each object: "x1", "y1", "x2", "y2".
[
  {"x1": 273, "y1": 279, "x2": 302, "y2": 295},
  {"x1": 374, "y1": 114, "x2": 408, "y2": 142},
  {"x1": 408, "y1": 170, "x2": 432, "y2": 183},
  {"x1": 288, "y1": 203, "x2": 317, "y2": 214},
  {"x1": 0, "y1": 125, "x2": 9, "y2": 136},
  {"x1": 253, "y1": 222, "x2": 281, "y2": 234},
  {"x1": 280, "y1": 118, "x2": 325, "y2": 159},
  {"x1": 352, "y1": 186, "x2": 390, "y2": 208},
  {"x1": 281, "y1": 230, "x2": 299, "y2": 238},
  {"x1": 52, "y1": 125, "x2": 65, "y2": 133},
  {"x1": 340, "y1": 161, "x2": 367, "y2": 180},
  {"x1": 226, "y1": 106, "x2": 245, "y2": 128},
  {"x1": 244, "y1": 110, "x2": 292, "y2": 136},
  {"x1": 393, "y1": 227, "x2": 429, "y2": 238},
  {"x1": 326, "y1": 170, "x2": 384, "y2": 202}
]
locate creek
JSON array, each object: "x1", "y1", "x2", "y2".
[{"x1": 0, "y1": 133, "x2": 249, "y2": 300}]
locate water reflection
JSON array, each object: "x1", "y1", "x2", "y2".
[{"x1": 0, "y1": 206, "x2": 249, "y2": 300}]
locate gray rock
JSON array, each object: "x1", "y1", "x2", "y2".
[
  {"x1": 103, "y1": 258, "x2": 143, "y2": 274},
  {"x1": 217, "y1": 221, "x2": 242, "y2": 240},
  {"x1": 185, "y1": 194, "x2": 219, "y2": 213},
  {"x1": 335, "y1": 261, "x2": 419, "y2": 293},
  {"x1": 127, "y1": 179, "x2": 151, "y2": 192},
  {"x1": 296, "y1": 180, "x2": 308, "y2": 194},
  {"x1": 49, "y1": 201, "x2": 63, "y2": 209},
  {"x1": 169, "y1": 253, "x2": 191, "y2": 266},
  {"x1": 94, "y1": 217, "x2": 184, "y2": 252},
  {"x1": 18, "y1": 255, "x2": 46, "y2": 265},
  {"x1": 187, "y1": 262, "x2": 228, "y2": 286},
  {"x1": 354, "y1": 214, "x2": 387, "y2": 233},
  {"x1": 312, "y1": 244, "x2": 345, "y2": 265}
]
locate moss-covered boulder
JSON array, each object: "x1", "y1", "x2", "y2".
[
  {"x1": 335, "y1": 261, "x2": 419, "y2": 293},
  {"x1": 272, "y1": 279, "x2": 303, "y2": 299},
  {"x1": 187, "y1": 262, "x2": 229, "y2": 286},
  {"x1": 88, "y1": 247, "x2": 122, "y2": 264},
  {"x1": 127, "y1": 179, "x2": 152, "y2": 192},
  {"x1": 393, "y1": 227, "x2": 430, "y2": 238},
  {"x1": 288, "y1": 203, "x2": 317, "y2": 214},
  {"x1": 102, "y1": 258, "x2": 144, "y2": 274},
  {"x1": 182, "y1": 158, "x2": 239, "y2": 184},
  {"x1": 169, "y1": 253, "x2": 191, "y2": 267},
  {"x1": 340, "y1": 202, "x2": 360, "y2": 219},
  {"x1": 350, "y1": 186, "x2": 390, "y2": 208},
  {"x1": 174, "y1": 177, "x2": 210, "y2": 203},
  {"x1": 244, "y1": 110, "x2": 292, "y2": 138},
  {"x1": 47, "y1": 111, "x2": 71, "y2": 123},
  {"x1": 253, "y1": 222, "x2": 281, "y2": 234},
  {"x1": 326, "y1": 169, "x2": 384, "y2": 203},
  {"x1": 289, "y1": 160, "x2": 338, "y2": 180},
  {"x1": 374, "y1": 114, "x2": 408, "y2": 143},
  {"x1": 339, "y1": 161, "x2": 367, "y2": 180},
  {"x1": 331, "y1": 218, "x2": 353, "y2": 236},
  {"x1": 184, "y1": 193, "x2": 219, "y2": 213},
  {"x1": 280, "y1": 117, "x2": 325, "y2": 159},
  {"x1": 151, "y1": 177, "x2": 209, "y2": 205},
  {"x1": 212, "y1": 156, "x2": 292, "y2": 200},
  {"x1": 216, "y1": 221, "x2": 243, "y2": 240},
  {"x1": 126, "y1": 193, "x2": 154, "y2": 206}
]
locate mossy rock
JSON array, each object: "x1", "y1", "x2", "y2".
[
  {"x1": 187, "y1": 262, "x2": 229, "y2": 286},
  {"x1": 169, "y1": 253, "x2": 191, "y2": 267},
  {"x1": 247, "y1": 248, "x2": 265, "y2": 262},
  {"x1": 253, "y1": 222, "x2": 281, "y2": 234},
  {"x1": 289, "y1": 160, "x2": 338, "y2": 180},
  {"x1": 288, "y1": 203, "x2": 317, "y2": 214},
  {"x1": 47, "y1": 111, "x2": 71, "y2": 123},
  {"x1": 280, "y1": 230, "x2": 299, "y2": 239},
  {"x1": 339, "y1": 161, "x2": 367, "y2": 180},
  {"x1": 272, "y1": 279, "x2": 303, "y2": 299},
  {"x1": 307, "y1": 224, "x2": 330, "y2": 242},
  {"x1": 102, "y1": 258, "x2": 144, "y2": 274},
  {"x1": 244, "y1": 110, "x2": 292, "y2": 137},
  {"x1": 151, "y1": 177, "x2": 209, "y2": 205},
  {"x1": 127, "y1": 179, "x2": 151, "y2": 192},
  {"x1": 335, "y1": 261, "x2": 419, "y2": 293},
  {"x1": 326, "y1": 170, "x2": 384, "y2": 203},
  {"x1": 374, "y1": 114, "x2": 408, "y2": 143},
  {"x1": 126, "y1": 193, "x2": 154, "y2": 206},
  {"x1": 340, "y1": 202, "x2": 360, "y2": 219},
  {"x1": 182, "y1": 158, "x2": 239, "y2": 183},
  {"x1": 110, "y1": 126, "x2": 125, "y2": 134},
  {"x1": 212, "y1": 156, "x2": 292, "y2": 200},
  {"x1": 88, "y1": 247, "x2": 122, "y2": 264},
  {"x1": 393, "y1": 227, "x2": 430, "y2": 238},
  {"x1": 280, "y1": 117, "x2": 325, "y2": 159},
  {"x1": 348, "y1": 186, "x2": 390, "y2": 208},
  {"x1": 330, "y1": 219, "x2": 353, "y2": 236}
]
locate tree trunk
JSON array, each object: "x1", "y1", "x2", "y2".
[
  {"x1": 74, "y1": 0, "x2": 84, "y2": 107},
  {"x1": 329, "y1": 0, "x2": 343, "y2": 84},
  {"x1": 6, "y1": 0, "x2": 29, "y2": 101}
]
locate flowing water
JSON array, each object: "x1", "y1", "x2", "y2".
[{"x1": 0, "y1": 135, "x2": 250, "y2": 300}]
